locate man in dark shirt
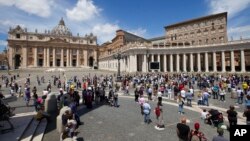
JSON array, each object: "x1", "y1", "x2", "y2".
[
  {"x1": 243, "y1": 106, "x2": 250, "y2": 125},
  {"x1": 176, "y1": 118, "x2": 190, "y2": 141},
  {"x1": 226, "y1": 105, "x2": 238, "y2": 128}
]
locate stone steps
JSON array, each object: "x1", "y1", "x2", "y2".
[
  {"x1": 32, "y1": 118, "x2": 47, "y2": 141},
  {"x1": 18, "y1": 117, "x2": 47, "y2": 141}
]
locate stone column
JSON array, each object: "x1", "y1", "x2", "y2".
[
  {"x1": 145, "y1": 55, "x2": 148, "y2": 73},
  {"x1": 158, "y1": 54, "x2": 161, "y2": 71},
  {"x1": 163, "y1": 54, "x2": 166, "y2": 72},
  {"x1": 94, "y1": 50, "x2": 97, "y2": 66},
  {"x1": 69, "y1": 49, "x2": 72, "y2": 67},
  {"x1": 241, "y1": 50, "x2": 246, "y2": 72},
  {"x1": 76, "y1": 49, "x2": 79, "y2": 67},
  {"x1": 176, "y1": 54, "x2": 180, "y2": 72},
  {"x1": 53, "y1": 48, "x2": 56, "y2": 67},
  {"x1": 170, "y1": 54, "x2": 173, "y2": 72},
  {"x1": 221, "y1": 51, "x2": 225, "y2": 72},
  {"x1": 61, "y1": 49, "x2": 64, "y2": 67},
  {"x1": 190, "y1": 53, "x2": 194, "y2": 72},
  {"x1": 151, "y1": 54, "x2": 154, "y2": 62},
  {"x1": 8, "y1": 47, "x2": 13, "y2": 69},
  {"x1": 205, "y1": 52, "x2": 209, "y2": 72},
  {"x1": 134, "y1": 54, "x2": 137, "y2": 72},
  {"x1": 66, "y1": 49, "x2": 69, "y2": 67},
  {"x1": 22, "y1": 47, "x2": 27, "y2": 68},
  {"x1": 183, "y1": 54, "x2": 186, "y2": 72},
  {"x1": 197, "y1": 53, "x2": 201, "y2": 72},
  {"x1": 142, "y1": 54, "x2": 147, "y2": 72},
  {"x1": 47, "y1": 48, "x2": 50, "y2": 67},
  {"x1": 127, "y1": 55, "x2": 130, "y2": 72},
  {"x1": 43, "y1": 48, "x2": 46, "y2": 67},
  {"x1": 213, "y1": 52, "x2": 217, "y2": 72},
  {"x1": 231, "y1": 51, "x2": 235, "y2": 72},
  {"x1": 34, "y1": 47, "x2": 37, "y2": 67},
  {"x1": 84, "y1": 50, "x2": 88, "y2": 66}
]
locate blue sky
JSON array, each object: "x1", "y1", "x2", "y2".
[{"x1": 0, "y1": 0, "x2": 250, "y2": 51}]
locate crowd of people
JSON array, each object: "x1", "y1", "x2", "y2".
[{"x1": 1, "y1": 72, "x2": 250, "y2": 140}]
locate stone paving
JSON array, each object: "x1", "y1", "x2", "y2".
[{"x1": 0, "y1": 69, "x2": 246, "y2": 141}]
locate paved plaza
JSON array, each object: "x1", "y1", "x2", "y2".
[{"x1": 0, "y1": 69, "x2": 248, "y2": 141}]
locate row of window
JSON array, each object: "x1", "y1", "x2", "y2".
[
  {"x1": 15, "y1": 34, "x2": 94, "y2": 44},
  {"x1": 169, "y1": 18, "x2": 226, "y2": 33},
  {"x1": 169, "y1": 28, "x2": 224, "y2": 41}
]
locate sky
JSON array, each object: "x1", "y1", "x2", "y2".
[{"x1": 0, "y1": 0, "x2": 250, "y2": 51}]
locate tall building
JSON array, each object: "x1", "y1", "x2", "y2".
[
  {"x1": 165, "y1": 12, "x2": 227, "y2": 46},
  {"x1": 98, "y1": 12, "x2": 250, "y2": 73},
  {"x1": 7, "y1": 18, "x2": 98, "y2": 69}
]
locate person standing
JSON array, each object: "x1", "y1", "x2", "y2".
[
  {"x1": 148, "y1": 87, "x2": 153, "y2": 100},
  {"x1": 186, "y1": 90, "x2": 193, "y2": 107},
  {"x1": 155, "y1": 101, "x2": 164, "y2": 129},
  {"x1": 243, "y1": 106, "x2": 250, "y2": 125},
  {"x1": 189, "y1": 122, "x2": 207, "y2": 141},
  {"x1": 24, "y1": 87, "x2": 31, "y2": 106},
  {"x1": 134, "y1": 88, "x2": 139, "y2": 102},
  {"x1": 236, "y1": 87, "x2": 243, "y2": 104},
  {"x1": 157, "y1": 91, "x2": 162, "y2": 104},
  {"x1": 139, "y1": 95, "x2": 145, "y2": 115},
  {"x1": 143, "y1": 100, "x2": 151, "y2": 124},
  {"x1": 226, "y1": 105, "x2": 238, "y2": 129},
  {"x1": 176, "y1": 118, "x2": 190, "y2": 141},
  {"x1": 177, "y1": 95, "x2": 185, "y2": 114},
  {"x1": 219, "y1": 88, "x2": 226, "y2": 102},
  {"x1": 212, "y1": 128, "x2": 229, "y2": 141},
  {"x1": 202, "y1": 90, "x2": 210, "y2": 106}
]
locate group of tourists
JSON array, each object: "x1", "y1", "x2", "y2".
[{"x1": 1, "y1": 71, "x2": 250, "y2": 141}]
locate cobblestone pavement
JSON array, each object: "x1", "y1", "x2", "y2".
[
  {"x1": 72, "y1": 97, "x2": 229, "y2": 141},
  {"x1": 0, "y1": 69, "x2": 243, "y2": 141}
]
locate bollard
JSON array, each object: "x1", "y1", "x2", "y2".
[
  {"x1": 56, "y1": 106, "x2": 71, "y2": 133},
  {"x1": 231, "y1": 88, "x2": 236, "y2": 99},
  {"x1": 44, "y1": 93, "x2": 57, "y2": 114}
]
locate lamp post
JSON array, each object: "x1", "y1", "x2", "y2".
[{"x1": 113, "y1": 53, "x2": 125, "y2": 82}]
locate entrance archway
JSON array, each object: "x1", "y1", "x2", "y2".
[
  {"x1": 89, "y1": 57, "x2": 94, "y2": 67},
  {"x1": 14, "y1": 54, "x2": 21, "y2": 69}
]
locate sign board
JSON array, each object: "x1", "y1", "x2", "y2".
[{"x1": 149, "y1": 62, "x2": 160, "y2": 70}]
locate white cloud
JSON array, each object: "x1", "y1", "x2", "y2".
[
  {"x1": 92, "y1": 23, "x2": 119, "y2": 43},
  {"x1": 127, "y1": 27, "x2": 147, "y2": 37},
  {"x1": 228, "y1": 25, "x2": 250, "y2": 40},
  {"x1": 0, "y1": 40, "x2": 7, "y2": 46},
  {"x1": 207, "y1": 0, "x2": 250, "y2": 18},
  {"x1": 0, "y1": 0, "x2": 54, "y2": 17},
  {"x1": 66, "y1": 0, "x2": 101, "y2": 22}
]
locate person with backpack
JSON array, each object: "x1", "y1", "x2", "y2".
[
  {"x1": 143, "y1": 100, "x2": 151, "y2": 124},
  {"x1": 189, "y1": 122, "x2": 207, "y2": 141}
]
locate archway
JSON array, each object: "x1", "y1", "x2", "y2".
[
  {"x1": 89, "y1": 57, "x2": 94, "y2": 67},
  {"x1": 14, "y1": 54, "x2": 21, "y2": 69}
]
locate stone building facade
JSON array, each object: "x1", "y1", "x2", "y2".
[
  {"x1": 98, "y1": 12, "x2": 250, "y2": 73},
  {"x1": 7, "y1": 18, "x2": 98, "y2": 69},
  {"x1": 165, "y1": 12, "x2": 227, "y2": 46}
]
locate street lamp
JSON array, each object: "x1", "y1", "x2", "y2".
[{"x1": 113, "y1": 52, "x2": 125, "y2": 82}]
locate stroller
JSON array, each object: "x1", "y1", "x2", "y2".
[{"x1": 206, "y1": 109, "x2": 224, "y2": 127}]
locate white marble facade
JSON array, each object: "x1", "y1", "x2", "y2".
[{"x1": 98, "y1": 40, "x2": 250, "y2": 73}]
